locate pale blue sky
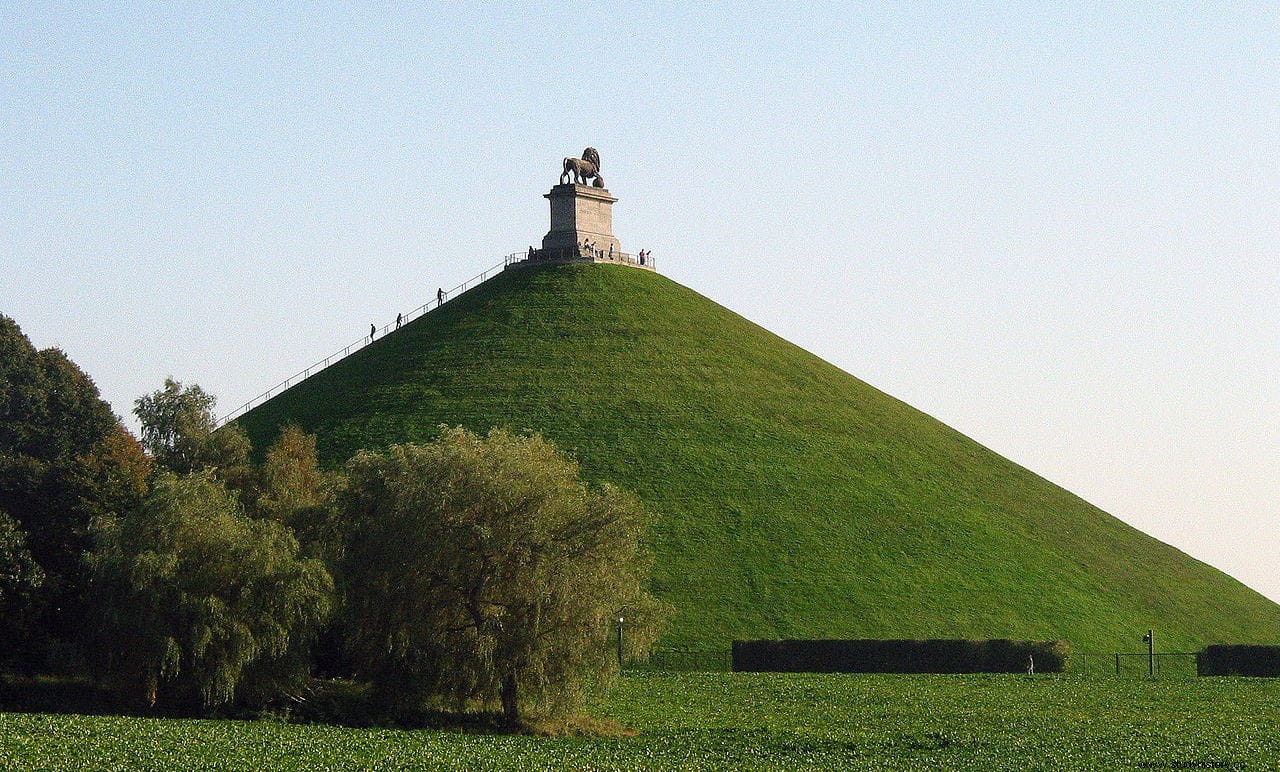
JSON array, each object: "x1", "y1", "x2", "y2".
[{"x1": 3, "y1": 4, "x2": 1278, "y2": 605}]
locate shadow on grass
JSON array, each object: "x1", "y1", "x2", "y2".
[
  {"x1": 0, "y1": 675, "x2": 129, "y2": 718},
  {"x1": 0, "y1": 675, "x2": 634, "y2": 738}
]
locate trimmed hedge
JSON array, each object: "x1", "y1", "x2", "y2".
[
  {"x1": 732, "y1": 639, "x2": 1069, "y2": 674},
  {"x1": 1197, "y1": 645, "x2": 1280, "y2": 677}
]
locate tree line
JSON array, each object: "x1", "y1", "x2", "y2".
[{"x1": 0, "y1": 314, "x2": 666, "y2": 726}]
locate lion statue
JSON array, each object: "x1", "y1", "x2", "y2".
[{"x1": 560, "y1": 147, "x2": 605, "y2": 188}]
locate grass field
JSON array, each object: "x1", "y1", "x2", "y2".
[{"x1": 3, "y1": 672, "x2": 1275, "y2": 770}]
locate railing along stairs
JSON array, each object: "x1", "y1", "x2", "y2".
[
  {"x1": 215, "y1": 248, "x2": 655, "y2": 427},
  {"x1": 216, "y1": 254, "x2": 517, "y2": 427}
]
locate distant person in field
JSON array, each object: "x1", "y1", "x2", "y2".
[
  {"x1": 370, "y1": 323, "x2": 376, "y2": 342},
  {"x1": 396, "y1": 313, "x2": 402, "y2": 330},
  {"x1": 1026, "y1": 655, "x2": 1034, "y2": 676}
]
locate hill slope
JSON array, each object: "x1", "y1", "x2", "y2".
[{"x1": 235, "y1": 263, "x2": 1280, "y2": 650}]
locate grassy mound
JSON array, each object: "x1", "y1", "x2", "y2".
[{"x1": 235, "y1": 263, "x2": 1280, "y2": 650}]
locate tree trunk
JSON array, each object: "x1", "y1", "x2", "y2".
[{"x1": 501, "y1": 672, "x2": 520, "y2": 728}]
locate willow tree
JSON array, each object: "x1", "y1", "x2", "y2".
[
  {"x1": 134, "y1": 378, "x2": 252, "y2": 493},
  {"x1": 86, "y1": 472, "x2": 333, "y2": 711},
  {"x1": 340, "y1": 427, "x2": 667, "y2": 727}
]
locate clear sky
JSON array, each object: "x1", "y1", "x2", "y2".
[{"x1": 3, "y1": 4, "x2": 1277, "y2": 604}]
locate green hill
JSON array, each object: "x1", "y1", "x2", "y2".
[{"x1": 234, "y1": 263, "x2": 1280, "y2": 651}]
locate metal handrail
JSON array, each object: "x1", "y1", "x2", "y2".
[
  {"x1": 215, "y1": 255, "x2": 517, "y2": 427},
  {"x1": 216, "y1": 248, "x2": 657, "y2": 427}
]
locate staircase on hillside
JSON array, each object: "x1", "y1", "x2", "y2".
[{"x1": 217, "y1": 179, "x2": 652, "y2": 427}]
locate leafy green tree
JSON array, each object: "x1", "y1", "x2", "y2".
[
  {"x1": 86, "y1": 472, "x2": 333, "y2": 711},
  {"x1": 0, "y1": 317, "x2": 117, "y2": 462},
  {"x1": 340, "y1": 427, "x2": 667, "y2": 726},
  {"x1": 132, "y1": 378, "x2": 216, "y2": 472},
  {"x1": 0, "y1": 317, "x2": 119, "y2": 575},
  {"x1": 254, "y1": 424, "x2": 327, "y2": 522},
  {"x1": 66, "y1": 425, "x2": 153, "y2": 524},
  {"x1": 134, "y1": 378, "x2": 252, "y2": 491},
  {"x1": 0, "y1": 508, "x2": 45, "y2": 668},
  {"x1": 249, "y1": 423, "x2": 353, "y2": 678},
  {"x1": 0, "y1": 315, "x2": 137, "y2": 662}
]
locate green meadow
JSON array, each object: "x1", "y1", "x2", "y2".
[{"x1": 3, "y1": 672, "x2": 1275, "y2": 770}]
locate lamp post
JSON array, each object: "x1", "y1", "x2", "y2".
[
  {"x1": 1143, "y1": 629, "x2": 1155, "y2": 676},
  {"x1": 616, "y1": 615, "x2": 625, "y2": 669}
]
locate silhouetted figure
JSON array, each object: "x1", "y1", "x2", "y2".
[
  {"x1": 396, "y1": 313, "x2": 403, "y2": 329},
  {"x1": 528, "y1": 245, "x2": 535, "y2": 260},
  {"x1": 370, "y1": 323, "x2": 376, "y2": 342},
  {"x1": 438, "y1": 287, "x2": 445, "y2": 305}
]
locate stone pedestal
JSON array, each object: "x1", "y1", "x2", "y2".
[{"x1": 541, "y1": 184, "x2": 621, "y2": 259}]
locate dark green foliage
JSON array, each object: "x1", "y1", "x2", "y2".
[
  {"x1": 85, "y1": 472, "x2": 334, "y2": 711},
  {"x1": 0, "y1": 316, "x2": 119, "y2": 577},
  {"x1": 339, "y1": 428, "x2": 667, "y2": 725},
  {"x1": 0, "y1": 315, "x2": 137, "y2": 664},
  {"x1": 0, "y1": 509, "x2": 43, "y2": 605},
  {"x1": 732, "y1": 638, "x2": 1069, "y2": 673},
  {"x1": 0, "y1": 509, "x2": 44, "y2": 668},
  {"x1": 232, "y1": 264, "x2": 1280, "y2": 651},
  {"x1": 0, "y1": 317, "x2": 117, "y2": 464},
  {"x1": 1197, "y1": 644, "x2": 1280, "y2": 677}
]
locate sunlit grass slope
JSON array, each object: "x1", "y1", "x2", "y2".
[{"x1": 235, "y1": 263, "x2": 1280, "y2": 651}]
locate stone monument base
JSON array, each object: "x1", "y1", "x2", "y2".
[
  {"x1": 516, "y1": 178, "x2": 653, "y2": 271},
  {"x1": 542, "y1": 183, "x2": 621, "y2": 256}
]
